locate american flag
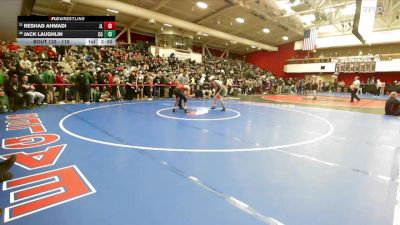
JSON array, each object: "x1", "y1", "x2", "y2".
[{"x1": 303, "y1": 28, "x2": 318, "y2": 51}]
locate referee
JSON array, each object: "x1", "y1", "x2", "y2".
[{"x1": 350, "y1": 76, "x2": 361, "y2": 102}]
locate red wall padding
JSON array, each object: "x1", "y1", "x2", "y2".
[
  {"x1": 246, "y1": 42, "x2": 400, "y2": 83},
  {"x1": 246, "y1": 42, "x2": 309, "y2": 77}
]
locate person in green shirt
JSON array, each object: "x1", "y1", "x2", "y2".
[
  {"x1": 41, "y1": 65, "x2": 55, "y2": 104},
  {"x1": 91, "y1": 86, "x2": 101, "y2": 103},
  {"x1": 67, "y1": 73, "x2": 78, "y2": 102},
  {"x1": 0, "y1": 87, "x2": 10, "y2": 113},
  {"x1": 77, "y1": 65, "x2": 92, "y2": 103},
  {"x1": 0, "y1": 62, "x2": 6, "y2": 86}
]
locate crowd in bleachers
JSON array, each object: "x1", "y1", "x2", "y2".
[
  {"x1": 0, "y1": 40, "x2": 279, "y2": 112},
  {"x1": 1, "y1": 40, "x2": 400, "y2": 113}
]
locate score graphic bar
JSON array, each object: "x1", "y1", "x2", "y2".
[
  {"x1": 18, "y1": 22, "x2": 106, "y2": 30},
  {"x1": 17, "y1": 16, "x2": 116, "y2": 46}
]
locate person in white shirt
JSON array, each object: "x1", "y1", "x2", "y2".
[
  {"x1": 177, "y1": 71, "x2": 189, "y2": 85},
  {"x1": 376, "y1": 79, "x2": 382, "y2": 96},
  {"x1": 380, "y1": 82, "x2": 385, "y2": 96},
  {"x1": 376, "y1": 79, "x2": 384, "y2": 96},
  {"x1": 19, "y1": 55, "x2": 32, "y2": 71},
  {"x1": 350, "y1": 76, "x2": 361, "y2": 102},
  {"x1": 226, "y1": 77, "x2": 233, "y2": 95}
]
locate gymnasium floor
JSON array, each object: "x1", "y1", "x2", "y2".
[{"x1": 0, "y1": 94, "x2": 399, "y2": 225}]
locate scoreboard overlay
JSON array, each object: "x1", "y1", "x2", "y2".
[{"x1": 17, "y1": 16, "x2": 116, "y2": 46}]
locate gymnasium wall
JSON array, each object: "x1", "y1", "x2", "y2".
[
  {"x1": 246, "y1": 42, "x2": 309, "y2": 77},
  {"x1": 247, "y1": 42, "x2": 400, "y2": 83}
]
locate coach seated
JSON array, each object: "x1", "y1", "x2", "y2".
[
  {"x1": 385, "y1": 92, "x2": 400, "y2": 116},
  {"x1": 21, "y1": 75, "x2": 45, "y2": 108},
  {"x1": 4, "y1": 74, "x2": 24, "y2": 111}
]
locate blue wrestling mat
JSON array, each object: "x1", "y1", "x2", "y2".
[{"x1": 0, "y1": 99, "x2": 399, "y2": 225}]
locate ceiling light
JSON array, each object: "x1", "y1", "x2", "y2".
[
  {"x1": 163, "y1": 23, "x2": 172, "y2": 27},
  {"x1": 202, "y1": 33, "x2": 208, "y2": 36},
  {"x1": 106, "y1": 9, "x2": 119, "y2": 14},
  {"x1": 282, "y1": 36, "x2": 289, "y2": 40},
  {"x1": 262, "y1": 28, "x2": 270, "y2": 33},
  {"x1": 230, "y1": 40, "x2": 237, "y2": 44},
  {"x1": 301, "y1": 14, "x2": 316, "y2": 24},
  {"x1": 235, "y1": 17, "x2": 245, "y2": 23},
  {"x1": 196, "y1": 1, "x2": 208, "y2": 9},
  {"x1": 277, "y1": 1, "x2": 296, "y2": 14},
  {"x1": 251, "y1": 45, "x2": 256, "y2": 48}
]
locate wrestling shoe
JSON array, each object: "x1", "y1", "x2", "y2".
[
  {"x1": 0, "y1": 155, "x2": 16, "y2": 174},
  {"x1": 0, "y1": 171, "x2": 14, "y2": 182}
]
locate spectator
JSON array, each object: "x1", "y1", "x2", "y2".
[
  {"x1": 0, "y1": 87, "x2": 10, "y2": 113},
  {"x1": 277, "y1": 78, "x2": 284, "y2": 94},
  {"x1": 380, "y1": 82, "x2": 385, "y2": 96},
  {"x1": 55, "y1": 68, "x2": 66, "y2": 103},
  {"x1": 91, "y1": 86, "x2": 101, "y2": 102},
  {"x1": 99, "y1": 86, "x2": 111, "y2": 102},
  {"x1": 311, "y1": 81, "x2": 318, "y2": 100},
  {"x1": 21, "y1": 74, "x2": 45, "y2": 108},
  {"x1": 137, "y1": 71, "x2": 144, "y2": 100},
  {"x1": 338, "y1": 80, "x2": 345, "y2": 92},
  {"x1": 226, "y1": 76, "x2": 233, "y2": 95},
  {"x1": 0, "y1": 62, "x2": 6, "y2": 86},
  {"x1": 385, "y1": 92, "x2": 400, "y2": 116},
  {"x1": 153, "y1": 72, "x2": 161, "y2": 99},
  {"x1": 4, "y1": 74, "x2": 23, "y2": 111},
  {"x1": 76, "y1": 65, "x2": 92, "y2": 104},
  {"x1": 19, "y1": 55, "x2": 31, "y2": 72},
  {"x1": 177, "y1": 71, "x2": 189, "y2": 85},
  {"x1": 376, "y1": 79, "x2": 382, "y2": 96},
  {"x1": 41, "y1": 65, "x2": 55, "y2": 103},
  {"x1": 112, "y1": 73, "x2": 122, "y2": 101}
]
